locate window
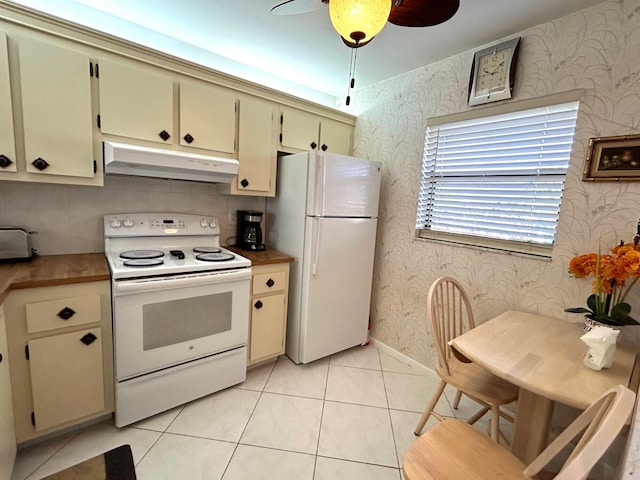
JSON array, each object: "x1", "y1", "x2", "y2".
[{"x1": 416, "y1": 99, "x2": 580, "y2": 257}]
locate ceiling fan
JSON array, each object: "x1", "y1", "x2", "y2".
[
  {"x1": 272, "y1": 0, "x2": 460, "y2": 105},
  {"x1": 271, "y1": 0, "x2": 460, "y2": 30}
]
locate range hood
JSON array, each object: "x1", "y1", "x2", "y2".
[{"x1": 103, "y1": 141, "x2": 239, "y2": 183}]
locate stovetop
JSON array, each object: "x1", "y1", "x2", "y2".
[{"x1": 104, "y1": 213, "x2": 251, "y2": 279}]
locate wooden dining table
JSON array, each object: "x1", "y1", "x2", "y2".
[{"x1": 449, "y1": 310, "x2": 639, "y2": 464}]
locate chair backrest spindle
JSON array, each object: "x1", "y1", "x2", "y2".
[{"x1": 427, "y1": 277, "x2": 475, "y2": 377}]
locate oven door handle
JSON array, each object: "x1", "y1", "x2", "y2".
[{"x1": 115, "y1": 268, "x2": 251, "y2": 294}]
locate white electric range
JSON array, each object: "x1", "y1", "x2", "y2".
[{"x1": 104, "y1": 213, "x2": 252, "y2": 427}]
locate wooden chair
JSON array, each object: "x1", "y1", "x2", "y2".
[
  {"x1": 404, "y1": 384, "x2": 636, "y2": 480},
  {"x1": 414, "y1": 276, "x2": 518, "y2": 441}
]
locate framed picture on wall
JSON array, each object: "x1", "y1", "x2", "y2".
[{"x1": 583, "y1": 134, "x2": 640, "y2": 181}]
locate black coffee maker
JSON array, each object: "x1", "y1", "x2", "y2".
[{"x1": 236, "y1": 210, "x2": 265, "y2": 251}]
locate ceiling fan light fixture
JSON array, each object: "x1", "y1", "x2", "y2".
[{"x1": 329, "y1": 0, "x2": 392, "y2": 47}]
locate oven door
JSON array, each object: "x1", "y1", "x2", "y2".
[{"x1": 112, "y1": 268, "x2": 251, "y2": 381}]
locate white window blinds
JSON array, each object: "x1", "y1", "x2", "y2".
[{"x1": 417, "y1": 101, "x2": 579, "y2": 255}]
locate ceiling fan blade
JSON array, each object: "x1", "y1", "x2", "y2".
[
  {"x1": 388, "y1": 0, "x2": 459, "y2": 27},
  {"x1": 270, "y1": 0, "x2": 326, "y2": 16}
]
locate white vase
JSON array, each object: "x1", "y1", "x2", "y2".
[{"x1": 583, "y1": 316, "x2": 622, "y2": 336}]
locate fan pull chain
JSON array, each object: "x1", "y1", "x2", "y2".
[{"x1": 345, "y1": 46, "x2": 358, "y2": 106}]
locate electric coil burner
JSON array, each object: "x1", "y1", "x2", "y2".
[{"x1": 104, "y1": 213, "x2": 251, "y2": 427}]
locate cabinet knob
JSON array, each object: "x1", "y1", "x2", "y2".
[
  {"x1": 80, "y1": 332, "x2": 98, "y2": 345},
  {"x1": 240, "y1": 178, "x2": 249, "y2": 188},
  {"x1": 0, "y1": 154, "x2": 13, "y2": 168},
  {"x1": 254, "y1": 300, "x2": 263, "y2": 310},
  {"x1": 57, "y1": 307, "x2": 76, "y2": 320},
  {"x1": 159, "y1": 130, "x2": 171, "y2": 141},
  {"x1": 321, "y1": 144, "x2": 328, "y2": 151},
  {"x1": 32, "y1": 157, "x2": 50, "y2": 171},
  {"x1": 310, "y1": 142, "x2": 317, "y2": 149},
  {"x1": 266, "y1": 278, "x2": 275, "y2": 288},
  {"x1": 183, "y1": 133, "x2": 195, "y2": 144},
  {"x1": 0, "y1": 353, "x2": 3, "y2": 363}
]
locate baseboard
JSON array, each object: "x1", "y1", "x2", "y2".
[{"x1": 369, "y1": 337, "x2": 433, "y2": 375}]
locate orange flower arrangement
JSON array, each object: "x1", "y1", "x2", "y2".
[{"x1": 566, "y1": 235, "x2": 640, "y2": 326}]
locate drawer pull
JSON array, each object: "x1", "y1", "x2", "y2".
[
  {"x1": 57, "y1": 307, "x2": 76, "y2": 320},
  {"x1": 0, "y1": 154, "x2": 13, "y2": 168},
  {"x1": 80, "y1": 332, "x2": 98, "y2": 346},
  {"x1": 32, "y1": 157, "x2": 50, "y2": 171},
  {"x1": 266, "y1": 278, "x2": 275, "y2": 288},
  {"x1": 254, "y1": 300, "x2": 263, "y2": 310}
]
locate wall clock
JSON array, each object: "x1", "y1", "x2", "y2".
[{"x1": 468, "y1": 37, "x2": 520, "y2": 107}]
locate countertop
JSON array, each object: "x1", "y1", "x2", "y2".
[
  {"x1": 0, "y1": 253, "x2": 110, "y2": 304},
  {"x1": 225, "y1": 246, "x2": 294, "y2": 266},
  {"x1": 0, "y1": 249, "x2": 294, "y2": 304}
]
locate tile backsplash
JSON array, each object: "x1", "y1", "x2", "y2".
[{"x1": 0, "y1": 176, "x2": 266, "y2": 255}]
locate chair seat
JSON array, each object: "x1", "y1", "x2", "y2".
[
  {"x1": 404, "y1": 419, "x2": 531, "y2": 480},
  {"x1": 438, "y1": 357, "x2": 519, "y2": 406}
]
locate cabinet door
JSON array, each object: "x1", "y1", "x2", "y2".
[
  {"x1": 320, "y1": 118, "x2": 353, "y2": 155},
  {"x1": 0, "y1": 306, "x2": 16, "y2": 480},
  {"x1": 29, "y1": 327, "x2": 104, "y2": 431},
  {"x1": 19, "y1": 37, "x2": 94, "y2": 178},
  {"x1": 180, "y1": 80, "x2": 236, "y2": 153},
  {"x1": 279, "y1": 106, "x2": 320, "y2": 151},
  {"x1": 0, "y1": 32, "x2": 16, "y2": 173},
  {"x1": 99, "y1": 59, "x2": 173, "y2": 144},
  {"x1": 250, "y1": 294, "x2": 286, "y2": 362},
  {"x1": 237, "y1": 96, "x2": 277, "y2": 195}
]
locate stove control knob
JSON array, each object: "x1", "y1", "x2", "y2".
[
  {"x1": 123, "y1": 218, "x2": 134, "y2": 228},
  {"x1": 200, "y1": 219, "x2": 209, "y2": 228},
  {"x1": 209, "y1": 219, "x2": 217, "y2": 228},
  {"x1": 109, "y1": 219, "x2": 122, "y2": 228}
]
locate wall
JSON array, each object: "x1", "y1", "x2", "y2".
[
  {"x1": 353, "y1": 0, "x2": 640, "y2": 367},
  {"x1": 0, "y1": 176, "x2": 266, "y2": 254}
]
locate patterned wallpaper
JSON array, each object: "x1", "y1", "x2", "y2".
[{"x1": 352, "y1": 0, "x2": 640, "y2": 368}]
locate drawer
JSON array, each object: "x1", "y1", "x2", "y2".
[
  {"x1": 26, "y1": 294, "x2": 101, "y2": 334},
  {"x1": 252, "y1": 271, "x2": 287, "y2": 295}
]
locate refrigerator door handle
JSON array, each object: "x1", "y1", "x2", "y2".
[
  {"x1": 312, "y1": 217, "x2": 321, "y2": 275},
  {"x1": 313, "y1": 154, "x2": 328, "y2": 216},
  {"x1": 321, "y1": 157, "x2": 327, "y2": 215}
]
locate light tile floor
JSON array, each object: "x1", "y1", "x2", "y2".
[{"x1": 11, "y1": 344, "x2": 507, "y2": 480}]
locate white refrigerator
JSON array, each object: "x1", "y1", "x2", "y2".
[{"x1": 267, "y1": 150, "x2": 381, "y2": 364}]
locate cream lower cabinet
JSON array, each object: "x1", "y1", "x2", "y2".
[
  {"x1": 248, "y1": 264, "x2": 290, "y2": 365},
  {"x1": 0, "y1": 304, "x2": 17, "y2": 480},
  {"x1": 4, "y1": 281, "x2": 114, "y2": 443}
]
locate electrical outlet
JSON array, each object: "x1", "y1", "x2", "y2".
[{"x1": 228, "y1": 210, "x2": 237, "y2": 225}]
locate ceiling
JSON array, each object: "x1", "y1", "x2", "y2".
[{"x1": 7, "y1": 0, "x2": 604, "y2": 109}]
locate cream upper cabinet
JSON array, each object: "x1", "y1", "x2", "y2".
[
  {"x1": 0, "y1": 305, "x2": 16, "y2": 480},
  {"x1": 319, "y1": 117, "x2": 353, "y2": 156},
  {"x1": 279, "y1": 106, "x2": 320, "y2": 152},
  {"x1": 98, "y1": 59, "x2": 173, "y2": 144},
  {"x1": 18, "y1": 36, "x2": 95, "y2": 178},
  {"x1": 279, "y1": 106, "x2": 353, "y2": 155},
  {"x1": 179, "y1": 80, "x2": 237, "y2": 153},
  {"x1": 0, "y1": 33, "x2": 16, "y2": 174},
  {"x1": 219, "y1": 95, "x2": 277, "y2": 197}
]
